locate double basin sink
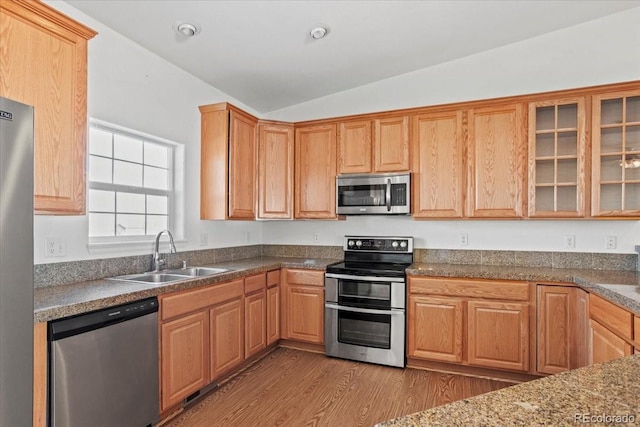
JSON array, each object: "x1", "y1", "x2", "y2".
[{"x1": 110, "y1": 267, "x2": 231, "y2": 285}]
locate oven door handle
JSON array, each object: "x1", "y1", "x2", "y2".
[
  {"x1": 325, "y1": 273, "x2": 405, "y2": 283},
  {"x1": 325, "y1": 303, "x2": 405, "y2": 316},
  {"x1": 386, "y1": 178, "x2": 392, "y2": 212}
]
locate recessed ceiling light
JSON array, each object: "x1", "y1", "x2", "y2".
[
  {"x1": 310, "y1": 27, "x2": 328, "y2": 40},
  {"x1": 177, "y1": 23, "x2": 199, "y2": 37}
]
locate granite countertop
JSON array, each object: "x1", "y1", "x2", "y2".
[
  {"x1": 377, "y1": 354, "x2": 640, "y2": 426},
  {"x1": 34, "y1": 256, "x2": 339, "y2": 323},
  {"x1": 407, "y1": 263, "x2": 640, "y2": 314}
]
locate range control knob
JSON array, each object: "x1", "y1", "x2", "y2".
[
  {"x1": 348, "y1": 240, "x2": 355, "y2": 247},
  {"x1": 400, "y1": 241, "x2": 407, "y2": 248},
  {"x1": 391, "y1": 241, "x2": 399, "y2": 248},
  {"x1": 355, "y1": 240, "x2": 362, "y2": 247}
]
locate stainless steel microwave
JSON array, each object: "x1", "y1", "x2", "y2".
[{"x1": 336, "y1": 173, "x2": 411, "y2": 215}]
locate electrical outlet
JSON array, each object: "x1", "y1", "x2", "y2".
[
  {"x1": 606, "y1": 236, "x2": 617, "y2": 250},
  {"x1": 564, "y1": 235, "x2": 575, "y2": 249},
  {"x1": 459, "y1": 233, "x2": 468, "y2": 246},
  {"x1": 200, "y1": 233, "x2": 208, "y2": 246},
  {"x1": 45, "y1": 237, "x2": 66, "y2": 257},
  {"x1": 313, "y1": 233, "x2": 319, "y2": 243}
]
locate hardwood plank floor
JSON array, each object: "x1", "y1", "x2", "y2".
[{"x1": 166, "y1": 348, "x2": 511, "y2": 427}]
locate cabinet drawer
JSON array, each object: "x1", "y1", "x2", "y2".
[
  {"x1": 244, "y1": 273, "x2": 266, "y2": 294},
  {"x1": 589, "y1": 294, "x2": 633, "y2": 341},
  {"x1": 267, "y1": 270, "x2": 280, "y2": 288},
  {"x1": 161, "y1": 279, "x2": 243, "y2": 321},
  {"x1": 286, "y1": 269, "x2": 324, "y2": 287},
  {"x1": 409, "y1": 277, "x2": 529, "y2": 301}
]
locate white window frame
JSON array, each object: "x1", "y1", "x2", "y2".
[{"x1": 87, "y1": 118, "x2": 184, "y2": 252}]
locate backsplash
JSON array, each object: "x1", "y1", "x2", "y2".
[{"x1": 34, "y1": 244, "x2": 638, "y2": 288}]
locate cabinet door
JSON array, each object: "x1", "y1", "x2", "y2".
[
  {"x1": 0, "y1": 2, "x2": 95, "y2": 214},
  {"x1": 468, "y1": 300, "x2": 529, "y2": 371},
  {"x1": 338, "y1": 120, "x2": 372, "y2": 174},
  {"x1": 590, "y1": 320, "x2": 632, "y2": 365},
  {"x1": 537, "y1": 286, "x2": 572, "y2": 374},
  {"x1": 468, "y1": 104, "x2": 526, "y2": 218},
  {"x1": 528, "y1": 98, "x2": 587, "y2": 217},
  {"x1": 286, "y1": 285, "x2": 324, "y2": 344},
  {"x1": 210, "y1": 297, "x2": 244, "y2": 380},
  {"x1": 258, "y1": 123, "x2": 294, "y2": 219},
  {"x1": 161, "y1": 311, "x2": 209, "y2": 411},
  {"x1": 294, "y1": 124, "x2": 337, "y2": 219},
  {"x1": 592, "y1": 91, "x2": 640, "y2": 217},
  {"x1": 408, "y1": 295, "x2": 463, "y2": 363},
  {"x1": 373, "y1": 116, "x2": 410, "y2": 172},
  {"x1": 228, "y1": 111, "x2": 257, "y2": 219},
  {"x1": 267, "y1": 285, "x2": 280, "y2": 345},
  {"x1": 245, "y1": 290, "x2": 267, "y2": 358},
  {"x1": 411, "y1": 111, "x2": 464, "y2": 218}
]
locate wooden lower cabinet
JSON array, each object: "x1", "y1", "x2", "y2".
[
  {"x1": 635, "y1": 316, "x2": 640, "y2": 349},
  {"x1": 282, "y1": 269, "x2": 324, "y2": 344},
  {"x1": 588, "y1": 293, "x2": 634, "y2": 365},
  {"x1": 161, "y1": 311, "x2": 209, "y2": 410},
  {"x1": 408, "y1": 295, "x2": 463, "y2": 363},
  {"x1": 468, "y1": 301, "x2": 529, "y2": 372},
  {"x1": 590, "y1": 320, "x2": 633, "y2": 364},
  {"x1": 210, "y1": 297, "x2": 244, "y2": 380},
  {"x1": 267, "y1": 285, "x2": 280, "y2": 345},
  {"x1": 245, "y1": 290, "x2": 267, "y2": 358}
]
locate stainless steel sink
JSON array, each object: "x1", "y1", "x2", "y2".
[
  {"x1": 163, "y1": 267, "x2": 230, "y2": 277},
  {"x1": 109, "y1": 273, "x2": 190, "y2": 285}
]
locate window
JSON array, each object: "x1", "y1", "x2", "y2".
[{"x1": 88, "y1": 120, "x2": 179, "y2": 241}]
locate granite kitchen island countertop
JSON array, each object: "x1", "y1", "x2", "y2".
[{"x1": 377, "y1": 354, "x2": 640, "y2": 426}]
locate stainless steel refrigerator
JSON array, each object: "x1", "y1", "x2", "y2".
[{"x1": 0, "y1": 97, "x2": 34, "y2": 426}]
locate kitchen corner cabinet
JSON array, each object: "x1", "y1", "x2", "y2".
[
  {"x1": 592, "y1": 90, "x2": 640, "y2": 217},
  {"x1": 337, "y1": 116, "x2": 409, "y2": 174},
  {"x1": 411, "y1": 110, "x2": 465, "y2": 218},
  {"x1": 0, "y1": 0, "x2": 96, "y2": 214},
  {"x1": 266, "y1": 270, "x2": 281, "y2": 345},
  {"x1": 467, "y1": 103, "x2": 526, "y2": 218},
  {"x1": 528, "y1": 98, "x2": 588, "y2": 217},
  {"x1": 536, "y1": 285, "x2": 589, "y2": 375},
  {"x1": 294, "y1": 124, "x2": 337, "y2": 219},
  {"x1": 281, "y1": 269, "x2": 324, "y2": 344},
  {"x1": 408, "y1": 277, "x2": 531, "y2": 373},
  {"x1": 588, "y1": 294, "x2": 633, "y2": 364},
  {"x1": 244, "y1": 273, "x2": 267, "y2": 359},
  {"x1": 258, "y1": 122, "x2": 294, "y2": 219},
  {"x1": 200, "y1": 103, "x2": 258, "y2": 220}
]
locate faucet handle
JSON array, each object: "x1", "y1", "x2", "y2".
[{"x1": 182, "y1": 260, "x2": 187, "y2": 269}]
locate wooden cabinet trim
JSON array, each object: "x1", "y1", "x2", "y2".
[
  {"x1": 589, "y1": 294, "x2": 633, "y2": 340},
  {"x1": 409, "y1": 277, "x2": 530, "y2": 301},
  {"x1": 1, "y1": 0, "x2": 97, "y2": 39},
  {"x1": 160, "y1": 279, "x2": 243, "y2": 321}
]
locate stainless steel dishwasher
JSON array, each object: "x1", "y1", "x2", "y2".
[{"x1": 49, "y1": 297, "x2": 159, "y2": 427}]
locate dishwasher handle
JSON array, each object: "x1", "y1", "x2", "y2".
[{"x1": 49, "y1": 297, "x2": 158, "y2": 341}]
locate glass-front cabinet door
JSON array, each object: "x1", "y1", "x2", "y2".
[
  {"x1": 528, "y1": 98, "x2": 586, "y2": 217},
  {"x1": 592, "y1": 91, "x2": 640, "y2": 217}
]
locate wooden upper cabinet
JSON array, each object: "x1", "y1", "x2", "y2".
[
  {"x1": 338, "y1": 120, "x2": 372, "y2": 174},
  {"x1": 468, "y1": 103, "x2": 526, "y2": 218},
  {"x1": 528, "y1": 98, "x2": 587, "y2": 218},
  {"x1": 258, "y1": 122, "x2": 294, "y2": 219},
  {"x1": 294, "y1": 124, "x2": 337, "y2": 219},
  {"x1": 411, "y1": 110, "x2": 464, "y2": 218},
  {"x1": 200, "y1": 103, "x2": 257, "y2": 220},
  {"x1": 0, "y1": 0, "x2": 96, "y2": 214},
  {"x1": 374, "y1": 116, "x2": 410, "y2": 172},
  {"x1": 592, "y1": 90, "x2": 640, "y2": 217}
]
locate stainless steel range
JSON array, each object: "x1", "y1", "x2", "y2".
[{"x1": 324, "y1": 236, "x2": 413, "y2": 368}]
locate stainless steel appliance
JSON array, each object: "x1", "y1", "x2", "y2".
[
  {"x1": 325, "y1": 236, "x2": 413, "y2": 368},
  {"x1": 49, "y1": 298, "x2": 159, "y2": 427},
  {"x1": 0, "y1": 97, "x2": 34, "y2": 427},
  {"x1": 336, "y1": 172, "x2": 410, "y2": 215}
]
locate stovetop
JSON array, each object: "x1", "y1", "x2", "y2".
[{"x1": 326, "y1": 260, "x2": 411, "y2": 278}]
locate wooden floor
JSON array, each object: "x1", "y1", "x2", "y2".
[{"x1": 166, "y1": 348, "x2": 511, "y2": 427}]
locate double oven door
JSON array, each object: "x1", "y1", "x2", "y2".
[{"x1": 324, "y1": 273, "x2": 406, "y2": 368}]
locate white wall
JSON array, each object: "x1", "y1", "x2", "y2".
[
  {"x1": 35, "y1": 1, "x2": 263, "y2": 264},
  {"x1": 263, "y1": 7, "x2": 640, "y2": 254}
]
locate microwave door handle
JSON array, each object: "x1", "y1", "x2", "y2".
[{"x1": 386, "y1": 179, "x2": 391, "y2": 212}]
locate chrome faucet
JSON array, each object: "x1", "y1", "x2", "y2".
[{"x1": 152, "y1": 229, "x2": 177, "y2": 271}]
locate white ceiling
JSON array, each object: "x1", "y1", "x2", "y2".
[{"x1": 67, "y1": 0, "x2": 640, "y2": 113}]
